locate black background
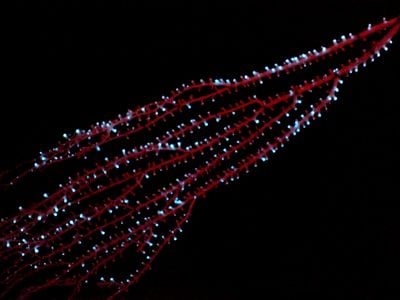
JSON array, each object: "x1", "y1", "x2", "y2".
[{"x1": 1, "y1": 1, "x2": 399, "y2": 299}]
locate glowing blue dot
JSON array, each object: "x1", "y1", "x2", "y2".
[{"x1": 174, "y1": 198, "x2": 183, "y2": 205}]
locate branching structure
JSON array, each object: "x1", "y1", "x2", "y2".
[{"x1": 0, "y1": 17, "x2": 399, "y2": 299}]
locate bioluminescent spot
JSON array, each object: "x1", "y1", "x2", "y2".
[{"x1": 0, "y1": 17, "x2": 399, "y2": 299}]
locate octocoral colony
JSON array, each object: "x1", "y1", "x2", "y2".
[{"x1": 0, "y1": 17, "x2": 399, "y2": 299}]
